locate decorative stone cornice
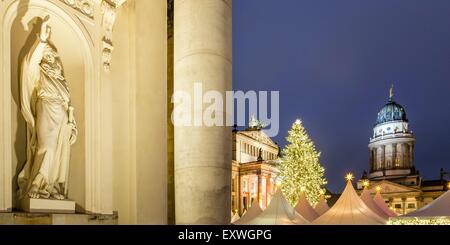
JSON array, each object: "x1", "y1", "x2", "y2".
[
  {"x1": 99, "y1": 0, "x2": 126, "y2": 72},
  {"x1": 60, "y1": 0, "x2": 127, "y2": 72},
  {"x1": 59, "y1": 0, "x2": 95, "y2": 18}
]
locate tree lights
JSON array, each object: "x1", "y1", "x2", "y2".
[{"x1": 279, "y1": 119, "x2": 327, "y2": 206}]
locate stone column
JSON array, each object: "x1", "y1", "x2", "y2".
[
  {"x1": 391, "y1": 143, "x2": 397, "y2": 169},
  {"x1": 409, "y1": 143, "x2": 414, "y2": 168},
  {"x1": 404, "y1": 143, "x2": 410, "y2": 168},
  {"x1": 174, "y1": 0, "x2": 232, "y2": 224},
  {"x1": 400, "y1": 144, "x2": 405, "y2": 168},
  {"x1": 239, "y1": 177, "x2": 245, "y2": 215},
  {"x1": 257, "y1": 175, "x2": 262, "y2": 207},
  {"x1": 401, "y1": 197, "x2": 407, "y2": 215},
  {"x1": 234, "y1": 174, "x2": 240, "y2": 213},
  {"x1": 372, "y1": 148, "x2": 377, "y2": 172},
  {"x1": 380, "y1": 145, "x2": 386, "y2": 170},
  {"x1": 265, "y1": 175, "x2": 270, "y2": 208}
]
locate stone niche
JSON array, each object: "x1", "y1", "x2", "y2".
[
  {"x1": 1, "y1": 0, "x2": 112, "y2": 215},
  {"x1": 1, "y1": 0, "x2": 169, "y2": 224}
]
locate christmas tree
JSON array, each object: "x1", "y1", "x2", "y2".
[{"x1": 279, "y1": 119, "x2": 327, "y2": 206}]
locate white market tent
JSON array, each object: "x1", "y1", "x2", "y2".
[
  {"x1": 294, "y1": 191, "x2": 319, "y2": 222},
  {"x1": 313, "y1": 179, "x2": 386, "y2": 225},
  {"x1": 245, "y1": 189, "x2": 310, "y2": 225},
  {"x1": 360, "y1": 188, "x2": 390, "y2": 220},
  {"x1": 230, "y1": 212, "x2": 240, "y2": 223},
  {"x1": 233, "y1": 199, "x2": 262, "y2": 225},
  {"x1": 405, "y1": 190, "x2": 450, "y2": 217},
  {"x1": 373, "y1": 190, "x2": 397, "y2": 217},
  {"x1": 314, "y1": 194, "x2": 330, "y2": 216}
]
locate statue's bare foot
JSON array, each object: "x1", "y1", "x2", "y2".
[
  {"x1": 28, "y1": 185, "x2": 40, "y2": 199},
  {"x1": 51, "y1": 192, "x2": 65, "y2": 200}
]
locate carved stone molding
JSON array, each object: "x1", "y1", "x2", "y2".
[
  {"x1": 102, "y1": 38, "x2": 114, "y2": 72},
  {"x1": 59, "y1": 0, "x2": 95, "y2": 18},
  {"x1": 100, "y1": 0, "x2": 126, "y2": 72},
  {"x1": 60, "y1": 0, "x2": 127, "y2": 72}
]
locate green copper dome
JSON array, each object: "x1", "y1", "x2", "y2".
[{"x1": 376, "y1": 100, "x2": 408, "y2": 125}]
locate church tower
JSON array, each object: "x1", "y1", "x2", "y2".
[{"x1": 368, "y1": 86, "x2": 417, "y2": 183}]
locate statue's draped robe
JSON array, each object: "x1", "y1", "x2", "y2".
[{"x1": 18, "y1": 38, "x2": 75, "y2": 199}]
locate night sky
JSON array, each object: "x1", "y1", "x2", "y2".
[{"x1": 233, "y1": 0, "x2": 450, "y2": 192}]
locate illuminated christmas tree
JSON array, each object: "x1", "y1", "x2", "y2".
[{"x1": 279, "y1": 119, "x2": 327, "y2": 206}]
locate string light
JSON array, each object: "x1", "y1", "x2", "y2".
[
  {"x1": 388, "y1": 217, "x2": 450, "y2": 225},
  {"x1": 279, "y1": 118, "x2": 327, "y2": 207},
  {"x1": 376, "y1": 186, "x2": 382, "y2": 192}
]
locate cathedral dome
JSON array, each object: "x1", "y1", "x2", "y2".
[{"x1": 376, "y1": 100, "x2": 408, "y2": 125}]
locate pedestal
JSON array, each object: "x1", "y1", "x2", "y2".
[{"x1": 21, "y1": 198, "x2": 76, "y2": 214}]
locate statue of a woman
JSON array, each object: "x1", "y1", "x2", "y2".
[{"x1": 18, "y1": 16, "x2": 78, "y2": 200}]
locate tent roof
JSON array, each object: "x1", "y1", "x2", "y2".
[
  {"x1": 233, "y1": 199, "x2": 262, "y2": 225},
  {"x1": 231, "y1": 212, "x2": 240, "y2": 223},
  {"x1": 294, "y1": 192, "x2": 319, "y2": 222},
  {"x1": 373, "y1": 191, "x2": 397, "y2": 217},
  {"x1": 246, "y1": 189, "x2": 309, "y2": 225},
  {"x1": 314, "y1": 195, "x2": 330, "y2": 216},
  {"x1": 313, "y1": 181, "x2": 386, "y2": 225},
  {"x1": 360, "y1": 188, "x2": 389, "y2": 220},
  {"x1": 405, "y1": 190, "x2": 450, "y2": 217}
]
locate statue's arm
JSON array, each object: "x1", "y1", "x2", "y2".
[
  {"x1": 25, "y1": 38, "x2": 46, "y2": 77},
  {"x1": 20, "y1": 38, "x2": 46, "y2": 128}
]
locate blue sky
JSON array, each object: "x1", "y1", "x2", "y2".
[{"x1": 233, "y1": 0, "x2": 450, "y2": 192}]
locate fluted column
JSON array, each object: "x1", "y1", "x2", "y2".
[
  {"x1": 372, "y1": 148, "x2": 377, "y2": 172},
  {"x1": 409, "y1": 143, "x2": 414, "y2": 168},
  {"x1": 403, "y1": 143, "x2": 409, "y2": 168},
  {"x1": 391, "y1": 143, "x2": 397, "y2": 169},
  {"x1": 400, "y1": 143, "x2": 406, "y2": 168},
  {"x1": 174, "y1": 0, "x2": 232, "y2": 224}
]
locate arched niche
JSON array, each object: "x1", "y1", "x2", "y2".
[{"x1": 1, "y1": 0, "x2": 97, "y2": 213}]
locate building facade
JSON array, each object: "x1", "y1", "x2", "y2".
[
  {"x1": 357, "y1": 88, "x2": 449, "y2": 215},
  {"x1": 231, "y1": 118, "x2": 280, "y2": 215}
]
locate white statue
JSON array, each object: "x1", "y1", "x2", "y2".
[{"x1": 18, "y1": 16, "x2": 78, "y2": 201}]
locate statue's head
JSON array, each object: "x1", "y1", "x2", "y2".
[
  {"x1": 42, "y1": 45, "x2": 58, "y2": 64},
  {"x1": 41, "y1": 44, "x2": 64, "y2": 81}
]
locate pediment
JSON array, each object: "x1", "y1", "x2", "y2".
[
  {"x1": 239, "y1": 130, "x2": 277, "y2": 147},
  {"x1": 369, "y1": 180, "x2": 420, "y2": 194}
]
